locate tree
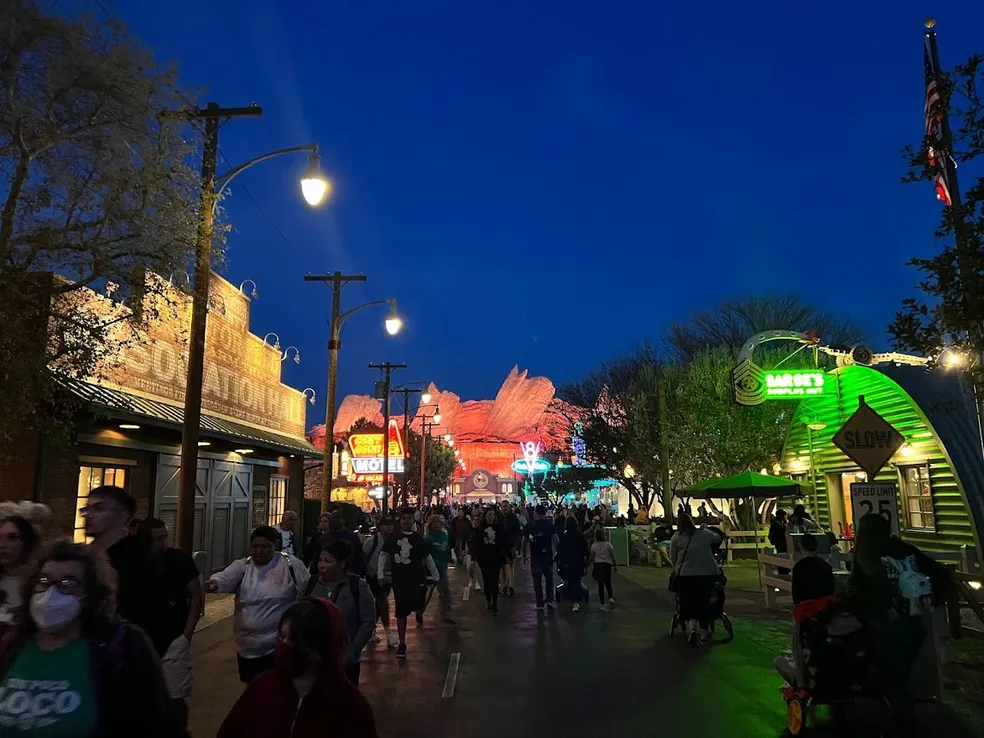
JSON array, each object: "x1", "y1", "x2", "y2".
[
  {"x1": 889, "y1": 53, "x2": 984, "y2": 390},
  {"x1": 560, "y1": 345, "x2": 669, "y2": 513},
  {"x1": 667, "y1": 296, "x2": 865, "y2": 363},
  {"x1": 539, "y1": 465, "x2": 608, "y2": 505},
  {"x1": 0, "y1": 2, "x2": 201, "y2": 445},
  {"x1": 348, "y1": 417, "x2": 382, "y2": 434},
  {"x1": 399, "y1": 429, "x2": 456, "y2": 504}
]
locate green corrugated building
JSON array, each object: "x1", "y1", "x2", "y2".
[{"x1": 779, "y1": 364, "x2": 983, "y2": 560}]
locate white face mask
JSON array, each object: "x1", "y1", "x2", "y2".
[{"x1": 30, "y1": 589, "x2": 82, "y2": 632}]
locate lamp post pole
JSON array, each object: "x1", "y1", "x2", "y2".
[
  {"x1": 175, "y1": 103, "x2": 261, "y2": 554},
  {"x1": 392, "y1": 386, "x2": 422, "y2": 507},
  {"x1": 303, "y1": 272, "x2": 368, "y2": 511},
  {"x1": 369, "y1": 362, "x2": 406, "y2": 515},
  {"x1": 419, "y1": 419, "x2": 433, "y2": 507}
]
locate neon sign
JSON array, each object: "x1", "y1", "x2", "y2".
[
  {"x1": 571, "y1": 422, "x2": 586, "y2": 466},
  {"x1": 763, "y1": 370, "x2": 827, "y2": 398},
  {"x1": 512, "y1": 440, "x2": 550, "y2": 475}
]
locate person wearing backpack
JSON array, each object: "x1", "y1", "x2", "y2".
[
  {"x1": 363, "y1": 517, "x2": 398, "y2": 649},
  {"x1": 849, "y1": 513, "x2": 955, "y2": 737},
  {"x1": 0, "y1": 540, "x2": 182, "y2": 737},
  {"x1": 205, "y1": 525, "x2": 311, "y2": 683},
  {"x1": 304, "y1": 539, "x2": 375, "y2": 685}
]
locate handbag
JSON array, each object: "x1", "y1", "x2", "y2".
[{"x1": 668, "y1": 534, "x2": 693, "y2": 593}]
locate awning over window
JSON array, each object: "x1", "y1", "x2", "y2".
[{"x1": 55, "y1": 375, "x2": 322, "y2": 458}]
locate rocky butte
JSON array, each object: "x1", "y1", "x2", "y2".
[{"x1": 308, "y1": 366, "x2": 579, "y2": 479}]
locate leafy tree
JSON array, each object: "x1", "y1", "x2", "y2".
[
  {"x1": 348, "y1": 417, "x2": 382, "y2": 434},
  {"x1": 560, "y1": 345, "x2": 669, "y2": 513},
  {"x1": 667, "y1": 296, "x2": 865, "y2": 363},
  {"x1": 889, "y1": 54, "x2": 984, "y2": 388},
  {"x1": 398, "y1": 429, "x2": 456, "y2": 504},
  {"x1": 0, "y1": 2, "x2": 201, "y2": 446},
  {"x1": 539, "y1": 465, "x2": 609, "y2": 505}
]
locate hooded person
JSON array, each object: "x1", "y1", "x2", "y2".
[{"x1": 218, "y1": 597, "x2": 378, "y2": 738}]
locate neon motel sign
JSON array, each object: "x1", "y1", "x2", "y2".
[{"x1": 511, "y1": 440, "x2": 551, "y2": 475}]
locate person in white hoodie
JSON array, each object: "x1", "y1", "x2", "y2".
[{"x1": 206, "y1": 525, "x2": 310, "y2": 682}]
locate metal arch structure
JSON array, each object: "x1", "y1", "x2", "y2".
[{"x1": 732, "y1": 330, "x2": 929, "y2": 406}]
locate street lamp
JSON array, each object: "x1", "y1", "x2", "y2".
[
  {"x1": 385, "y1": 301, "x2": 403, "y2": 336},
  {"x1": 303, "y1": 272, "x2": 403, "y2": 510},
  {"x1": 299, "y1": 152, "x2": 331, "y2": 206},
  {"x1": 175, "y1": 100, "x2": 330, "y2": 553}
]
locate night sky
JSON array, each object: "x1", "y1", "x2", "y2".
[{"x1": 105, "y1": 0, "x2": 984, "y2": 429}]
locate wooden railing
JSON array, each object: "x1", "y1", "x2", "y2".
[{"x1": 725, "y1": 529, "x2": 770, "y2": 562}]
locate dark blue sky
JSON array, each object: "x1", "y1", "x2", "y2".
[{"x1": 109, "y1": 0, "x2": 983, "y2": 429}]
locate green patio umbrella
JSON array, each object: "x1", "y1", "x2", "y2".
[
  {"x1": 682, "y1": 471, "x2": 811, "y2": 586},
  {"x1": 682, "y1": 471, "x2": 810, "y2": 500}
]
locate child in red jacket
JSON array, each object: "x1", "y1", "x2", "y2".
[{"x1": 218, "y1": 597, "x2": 378, "y2": 738}]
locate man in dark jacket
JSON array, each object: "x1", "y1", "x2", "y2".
[{"x1": 305, "y1": 514, "x2": 366, "y2": 577}]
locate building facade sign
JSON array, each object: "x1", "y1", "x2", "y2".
[
  {"x1": 85, "y1": 272, "x2": 307, "y2": 438},
  {"x1": 348, "y1": 420, "x2": 406, "y2": 459}
]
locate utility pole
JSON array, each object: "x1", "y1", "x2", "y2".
[
  {"x1": 391, "y1": 387, "x2": 422, "y2": 507},
  {"x1": 419, "y1": 418, "x2": 434, "y2": 507},
  {"x1": 304, "y1": 272, "x2": 367, "y2": 511},
  {"x1": 370, "y1": 362, "x2": 406, "y2": 515},
  {"x1": 658, "y1": 377, "x2": 672, "y2": 524},
  {"x1": 176, "y1": 103, "x2": 261, "y2": 554}
]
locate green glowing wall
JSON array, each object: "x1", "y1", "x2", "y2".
[{"x1": 780, "y1": 365, "x2": 977, "y2": 554}]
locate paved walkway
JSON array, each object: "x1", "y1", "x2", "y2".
[{"x1": 189, "y1": 562, "x2": 976, "y2": 737}]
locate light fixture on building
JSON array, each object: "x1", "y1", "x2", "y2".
[
  {"x1": 239, "y1": 280, "x2": 259, "y2": 299},
  {"x1": 119, "y1": 423, "x2": 140, "y2": 430},
  {"x1": 302, "y1": 388, "x2": 316, "y2": 405},
  {"x1": 235, "y1": 448, "x2": 254, "y2": 455},
  {"x1": 900, "y1": 442, "x2": 915, "y2": 457},
  {"x1": 262, "y1": 333, "x2": 281, "y2": 350},
  {"x1": 807, "y1": 422, "x2": 827, "y2": 432},
  {"x1": 282, "y1": 346, "x2": 301, "y2": 364},
  {"x1": 198, "y1": 441, "x2": 211, "y2": 447}
]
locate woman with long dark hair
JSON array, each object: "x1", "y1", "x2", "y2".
[
  {"x1": 669, "y1": 514, "x2": 722, "y2": 646},
  {"x1": 473, "y1": 509, "x2": 505, "y2": 614},
  {"x1": 0, "y1": 540, "x2": 179, "y2": 736},
  {"x1": 0, "y1": 515, "x2": 41, "y2": 625}
]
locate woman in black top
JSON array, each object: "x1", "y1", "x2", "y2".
[{"x1": 473, "y1": 509, "x2": 504, "y2": 614}]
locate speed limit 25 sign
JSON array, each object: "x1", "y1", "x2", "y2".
[{"x1": 850, "y1": 483, "x2": 900, "y2": 537}]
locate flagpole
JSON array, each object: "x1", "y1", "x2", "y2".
[{"x1": 925, "y1": 18, "x2": 984, "y2": 483}]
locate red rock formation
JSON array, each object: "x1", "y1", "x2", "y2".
[{"x1": 313, "y1": 367, "x2": 583, "y2": 478}]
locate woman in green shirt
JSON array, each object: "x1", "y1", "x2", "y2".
[
  {"x1": 0, "y1": 541, "x2": 180, "y2": 737},
  {"x1": 424, "y1": 515, "x2": 454, "y2": 624}
]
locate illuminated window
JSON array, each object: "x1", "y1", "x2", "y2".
[
  {"x1": 268, "y1": 477, "x2": 288, "y2": 527},
  {"x1": 899, "y1": 464, "x2": 935, "y2": 531},
  {"x1": 76, "y1": 465, "x2": 128, "y2": 543}
]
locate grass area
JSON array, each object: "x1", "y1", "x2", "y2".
[{"x1": 621, "y1": 561, "x2": 984, "y2": 726}]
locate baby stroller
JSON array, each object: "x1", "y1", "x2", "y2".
[
  {"x1": 775, "y1": 599, "x2": 880, "y2": 735},
  {"x1": 669, "y1": 527, "x2": 733, "y2": 642}
]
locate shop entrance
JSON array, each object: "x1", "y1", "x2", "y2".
[
  {"x1": 826, "y1": 470, "x2": 867, "y2": 538},
  {"x1": 154, "y1": 455, "x2": 253, "y2": 573}
]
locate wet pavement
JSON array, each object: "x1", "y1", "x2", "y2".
[{"x1": 189, "y1": 562, "x2": 976, "y2": 737}]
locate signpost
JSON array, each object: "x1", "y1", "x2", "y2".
[
  {"x1": 849, "y1": 483, "x2": 901, "y2": 537},
  {"x1": 832, "y1": 395, "x2": 905, "y2": 478}
]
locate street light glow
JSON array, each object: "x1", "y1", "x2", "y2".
[
  {"x1": 384, "y1": 302, "x2": 403, "y2": 336},
  {"x1": 421, "y1": 391, "x2": 432, "y2": 404},
  {"x1": 433, "y1": 410, "x2": 442, "y2": 424},
  {"x1": 299, "y1": 153, "x2": 331, "y2": 206}
]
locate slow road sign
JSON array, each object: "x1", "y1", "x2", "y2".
[{"x1": 832, "y1": 396, "x2": 904, "y2": 478}]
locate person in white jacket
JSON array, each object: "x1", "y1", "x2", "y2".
[{"x1": 206, "y1": 525, "x2": 310, "y2": 682}]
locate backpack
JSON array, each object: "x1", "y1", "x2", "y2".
[
  {"x1": 884, "y1": 554, "x2": 933, "y2": 615},
  {"x1": 304, "y1": 573, "x2": 361, "y2": 621}
]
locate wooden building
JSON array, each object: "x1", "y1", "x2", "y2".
[
  {"x1": 0, "y1": 271, "x2": 321, "y2": 573},
  {"x1": 779, "y1": 364, "x2": 983, "y2": 560}
]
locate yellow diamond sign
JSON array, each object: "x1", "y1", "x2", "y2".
[{"x1": 832, "y1": 397, "x2": 904, "y2": 478}]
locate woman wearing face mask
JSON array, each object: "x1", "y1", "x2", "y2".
[
  {"x1": 0, "y1": 540, "x2": 180, "y2": 736},
  {"x1": 217, "y1": 597, "x2": 378, "y2": 738},
  {"x1": 0, "y1": 516, "x2": 41, "y2": 626},
  {"x1": 206, "y1": 525, "x2": 311, "y2": 683}
]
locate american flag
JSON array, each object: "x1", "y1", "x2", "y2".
[{"x1": 924, "y1": 35, "x2": 952, "y2": 206}]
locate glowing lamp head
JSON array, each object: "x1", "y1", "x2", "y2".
[
  {"x1": 299, "y1": 153, "x2": 331, "y2": 206},
  {"x1": 421, "y1": 391, "x2": 432, "y2": 404},
  {"x1": 384, "y1": 302, "x2": 402, "y2": 336},
  {"x1": 944, "y1": 350, "x2": 967, "y2": 369},
  {"x1": 433, "y1": 410, "x2": 442, "y2": 425}
]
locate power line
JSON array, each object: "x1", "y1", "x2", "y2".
[{"x1": 216, "y1": 146, "x2": 297, "y2": 249}]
